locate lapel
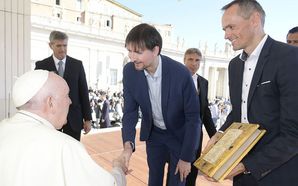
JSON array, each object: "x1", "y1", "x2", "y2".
[
  {"x1": 197, "y1": 75, "x2": 204, "y2": 117},
  {"x1": 233, "y1": 57, "x2": 245, "y2": 114},
  {"x1": 161, "y1": 56, "x2": 170, "y2": 121},
  {"x1": 247, "y1": 37, "x2": 272, "y2": 109},
  {"x1": 48, "y1": 56, "x2": 59, "y2": 73},
  {"x1": 63, "y1": 56, "x2": 71, "y2": 78},
  {"x1": 196, "y1": 75, "x2": 201, "y2": 96},
  {"x1": 138, "y1": 70, "x2": 153, "y2": 118}
]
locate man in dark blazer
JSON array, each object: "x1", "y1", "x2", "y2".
[
  {"x1": 120, "y1": 23, "x2": 201, "y2": 186},
  {"x1": 286, "y1": 26, "x2": 298, "y2": 47},
  {"x1": 204, "y1": 1, "x2": 298, "y2": 186},
  {"x1": 35, "y1": 30, "x2": 92, "y2": 141},
  {"x1": 183, "y1": 48, "x2": 217, "y2": 186},
  {"x1": 100, "y1": 93, "x2": 111, "y2": 128}
]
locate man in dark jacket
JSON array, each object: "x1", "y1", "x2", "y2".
[
  {"x1": 35, "y1": 30, "x2": 92, "y2": 141},
  {"x1": 183, "y1": 48, "x2": 217, "y2": 186}
]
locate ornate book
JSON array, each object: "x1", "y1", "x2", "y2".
[{"x1": 194, "y1": 122, "x2": 266, "y2": 181}]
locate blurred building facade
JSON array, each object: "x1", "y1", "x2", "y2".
[
  {"x1": 0, "y1": 0, "x2": 31, "y2": 119},
  {"x1": 0, "y1": 0, "x2": 236, "y2": 119},
  {"x1": 31, "y1": 0, "x2": 235, "y2": 97}
]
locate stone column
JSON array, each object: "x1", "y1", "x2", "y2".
[{"x1": 0, "y1": 0, "x2": 31, "y2": 119}]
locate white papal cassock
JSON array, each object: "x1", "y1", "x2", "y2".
[{"x1": 0, "y1": 110, "x2": 125, "y2": 186}]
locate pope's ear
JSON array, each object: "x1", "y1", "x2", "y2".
[{"x1": 46, "y1": 96, "x2": 53, "y2": 108}]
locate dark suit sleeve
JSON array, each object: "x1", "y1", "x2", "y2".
[
  {"x1": 121, "y1": 64, "x2": 138, "y2": 146},
  {"x1": 35, "y1": 62, "x2": 39, "y2": 70},
  {"x1": 220, "y1": 111, "x2": 233, "y2": 131},
  {"x1": 78, "y1": 62, "x2": 92, "y2": 121},
  {"x1": 180, "y1": 74, "x2": 202, "y2": 162},
  {"x1": 203, "y1": 105, "x2": 217, "y2": 137},
  {"x1": 35, "y1": 60, "x2": 44, "y2": 70},
  {"x1": 201, "y1": 80, "x2": 217, "y2": 137}
]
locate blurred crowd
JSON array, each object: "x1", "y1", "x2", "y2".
[
  {"x1": 88, "y1": 88, "x2": 124, "y2": 129},
  {"x1": 209, "y1": 97, "x2": 231, "y2": 130},
  {"x1": 88, "y1": 88, "x2": 231, "y2": 130}
]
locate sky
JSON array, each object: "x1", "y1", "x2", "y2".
[{"x1": 115, "y1": 0, "x2": 298, "y2": 50}]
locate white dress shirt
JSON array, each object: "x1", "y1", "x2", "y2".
[
  {"x1": 53, "y1": 55, "x2": 66, "y2": 71},
  {"x1": 241, "y1": 35, "x2": 268, "y2": 123},
  {"x1": 144, "y1": 55, "x2": 166, "y2": 130}
]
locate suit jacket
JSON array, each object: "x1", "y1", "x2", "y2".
[
  {"x1": 196, "y1": 75, "x2": 216, "y2": 154},
  {"x1": 35, "y1": 55, "x2": 92, "y2": 132},
  {"x1": 100, "y1": 99, "x2": 111, "y2": 128},
  {"x1": 122, "y1": 55, "x2": 201, "y2": 162},
  {"x1": 221, "y1": 36, "x2": 298, "y2": 185}
]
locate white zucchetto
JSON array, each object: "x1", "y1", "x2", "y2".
[{"x1": 12, "y1": 70, "x2": 49, "y2": 107}]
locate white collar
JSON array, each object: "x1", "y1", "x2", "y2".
[
  {"x1": 144, "y1": 55, "x2": 162, "y2": 78},
  {"x1": 17, "y1": 110, "x2": 56, "y2": 130},
  {"x1": 52, "y1": 55, "x2": 66, "y2": 66}
]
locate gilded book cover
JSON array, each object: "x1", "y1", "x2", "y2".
[{"x1": 194, "y1": 122, "x2": 266, "y2": 181}]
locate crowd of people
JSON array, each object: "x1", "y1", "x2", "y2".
[
  {"x1": 88, "y1": 87, "x2": 232, "y2": 132},
  {"x1": 88, "y1": 89, "x2": 124, "y2": 128},
  {"x1": 1, "y1": 0, "x2": 298, "y2": 186},
  {"x1": 209, "y1": 97, "x2": 232, "y2": 130}
]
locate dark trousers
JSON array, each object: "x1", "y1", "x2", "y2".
[
  {"x1": 147, "y1": 126, "x2": 186, "y2": 186},
  {"x1": 60, "y1": 123, "x2": 81, "y2": 141},
  {"x1": 166, "y1": 133, "x2": 203, "y2": 186}
]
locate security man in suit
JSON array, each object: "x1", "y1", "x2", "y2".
[
  {"x1": 183, "y1": 48, "x2": 217, "y2": 186},
  {"x1": 35, "y1": 30, "x2": 92, "y2": 141},
  {"x1": 286, "y1": 26, "x2": 298, "y2": 46}
]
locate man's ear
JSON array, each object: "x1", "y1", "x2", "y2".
[
  {"x1": 47, "y1": 96, "x2": 53, "y2": 108},
  {"x1": 250, "y1": 11, "x2": 261, "y2": 27},
  {"x1": 48, "y1": 42, "x2": 53, "y2": 50},
  {"x1": 153, "y1": 46, "x2": 160, "y2": 56}
]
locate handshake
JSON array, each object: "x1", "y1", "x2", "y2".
[{"x1": 110, "y1": 150, "x2": 133, "y2": 186}]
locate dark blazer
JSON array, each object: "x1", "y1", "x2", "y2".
[
  {"x1": 197, "y1": 75, "x2": 217, "y2": 143},
  {"x1": 122, "y1": 55, "x2": 201, "y2": 162},
  {"x1": 221, "y1": 36, "x2": 298, "y2": 186},
  {"x1": 100, "y1": 99, "x2": 111, "y2": 128},
  {"x1": 35, "y1": 55, "x2": 92, "y2": 132},
  {"x1": 185, "y1": 75, "x2": 217, "y2": 186}
]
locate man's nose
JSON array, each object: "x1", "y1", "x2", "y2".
[{"x1": 224, "y1": 30, "x2": 231, "y2": 40}]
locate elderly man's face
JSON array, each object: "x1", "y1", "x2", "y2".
[{"x1": 52, "y1": 78, "x2": 71, "y2": 129}]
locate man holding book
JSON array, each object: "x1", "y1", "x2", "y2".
[{"x1": 204, "y1": 0, "x2": 298, "y2": 186}]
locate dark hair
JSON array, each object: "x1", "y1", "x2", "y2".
[
  {"x1": 125, "y1": 23, "x2": 162, "y2": 54},
  {"x1": 221, "y1": 0, "x2": 266, "y2": 27},
  {"x1": 288, "y1": 26, "x2": 298, "y2": 35},
  {"x1": 49, "y1": 30, "x2": 68, "y2": 43}
]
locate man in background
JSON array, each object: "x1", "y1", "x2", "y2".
[
  {"x1": 0, "y1": 70, "x2": 126, "y2": 186},
  {"x1": 100, "y1": 92, "x2": 111, "y2": 128},
  {"x1": 35, "y1": 30, "x2": 92, "y2": 141},
  {"x1": 183, "y1": 48, "x2": 217, "y2": 186},
  {"x1": 286, "y1": 26, "x2": 298, "y2": 46}
]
